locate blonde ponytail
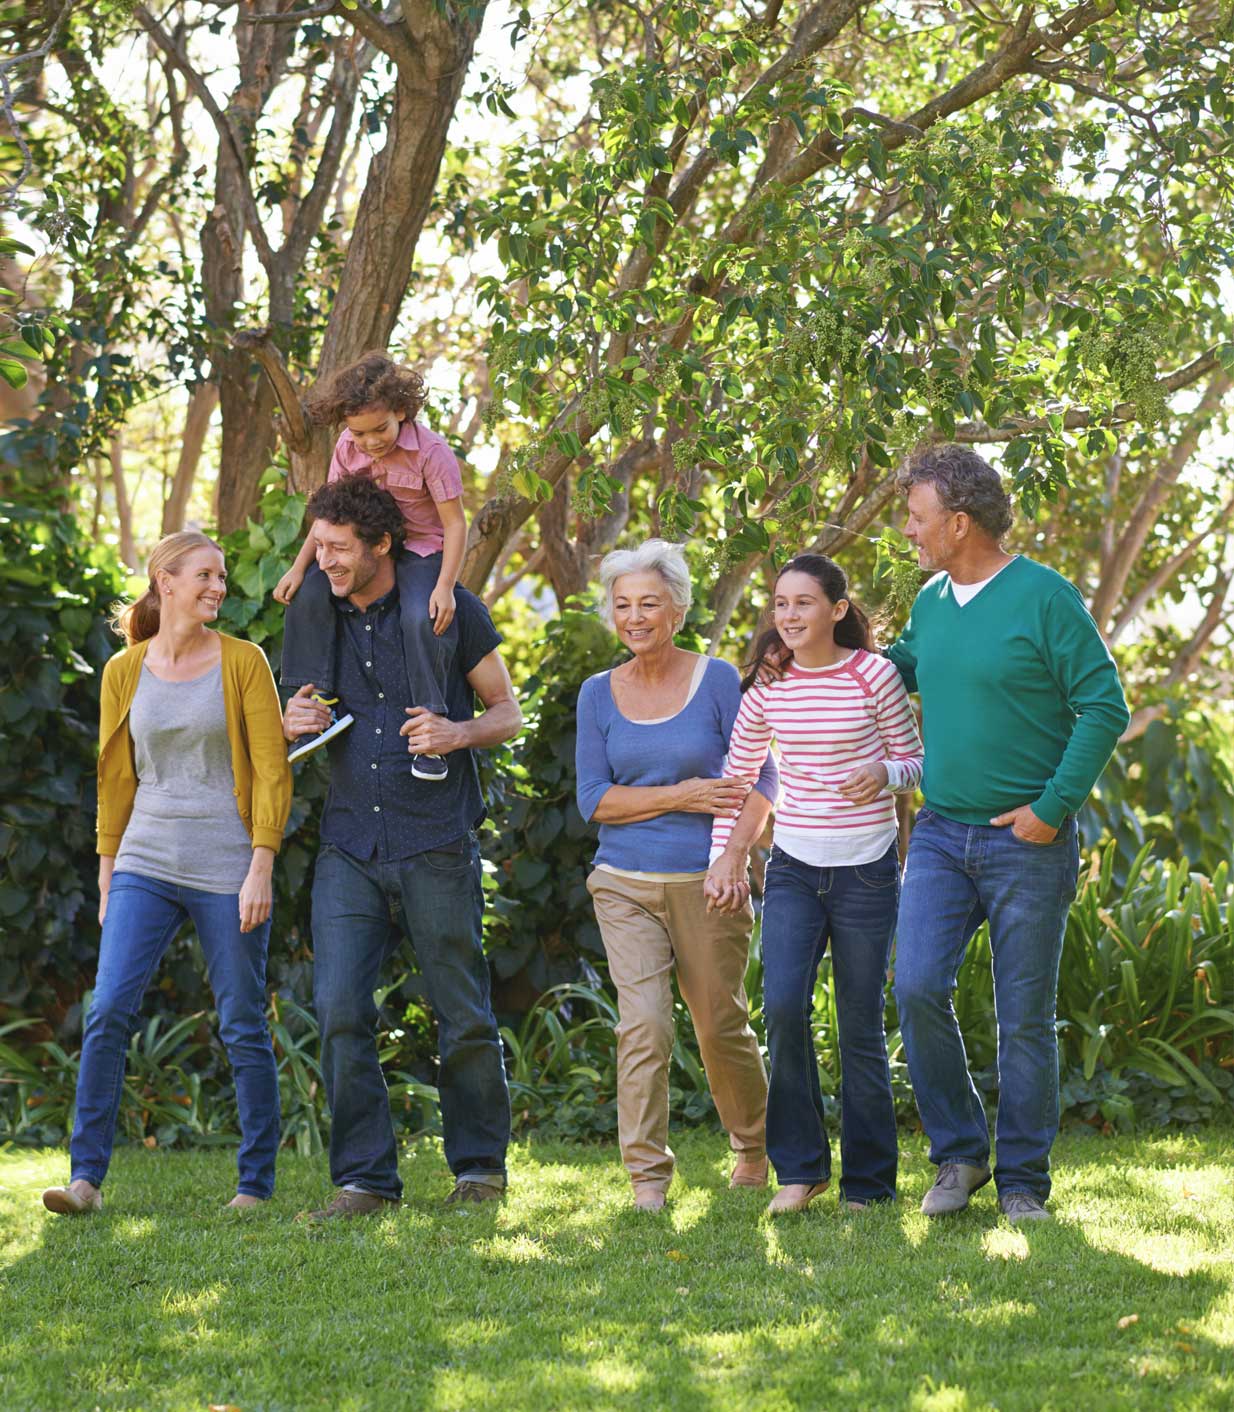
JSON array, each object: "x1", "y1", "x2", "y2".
[{"x1": 111, "y1": 530, "x2": 223, "y2": 646}]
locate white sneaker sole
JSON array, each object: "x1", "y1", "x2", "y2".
[
  {"x1": 410, "y1": 757, "x2": 448, "y2": 781},
  {"x1": 288, "y1": 713, "x2": 355, "y2": 763}
]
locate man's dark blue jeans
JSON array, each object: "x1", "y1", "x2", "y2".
[
  {"x1": 311, "y1": 836, "x2": 510, "y2": 1200},
  {"x1": 761, "y1": 842, "x2": 900, "y2": 1203},
  {"x1": 71, "y1": 871, "x2": 280, "y2": 1199},
  {"x1": 893, "y1": 808, "x2": 1080, "y2": 1202}
]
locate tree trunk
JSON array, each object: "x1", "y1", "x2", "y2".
[
  {"x1": 109, "y1": 436, "x2": 138, "y2": 570},
  {"x1": 161, "y1": 381, "x2": 218, "y2": 533}
]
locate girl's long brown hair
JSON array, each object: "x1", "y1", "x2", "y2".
[
  {"x1": 111, "y1": 531, "x2": 223, "y2": 646},
  {"x1": 741, "y1": 554, "x2": 874, "y2": 692}
]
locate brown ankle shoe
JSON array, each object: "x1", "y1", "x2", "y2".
[
  {"x1": 444, "y1": 1177, "x2": 506, "y2": 1207},
  {"x1": 296, "y1": 1189, "x2": 398, "y2": 1223},
  {"x1": 767, "y1": 1181, "x2": 829, "y2": 1215},
  {"x1": 730, "y1": 1156, "x2": 769, "y2": 1189},
  {"x1": 42, "y1": 1182, "x2": 102, "y2": 1216}
]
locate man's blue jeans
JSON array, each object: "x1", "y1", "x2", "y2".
[
  {"x1": 761, "y1": 842, "x2": 900, "y2": 1203},
  {"x1": 310, "y1": 837, "x2": 510, "y2": 1199},
  {"x1": 71, "y1": 871, "x2": 280, "y2": 1198},
  {"x1": 893, "y1": 809, "x2": 1080, "y2": 1201}
]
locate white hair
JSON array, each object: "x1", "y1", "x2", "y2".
[{"x1": 598, "y1": 539, "x2": 693, "y2": 629}]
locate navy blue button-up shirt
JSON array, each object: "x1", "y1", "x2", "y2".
[{"x1": 317, "y1": 584, "x2": 502, "y2": 861}]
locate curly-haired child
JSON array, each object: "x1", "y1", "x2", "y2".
[{"x1": 275, "y1": 351, "x2": 467, "y2": 779}]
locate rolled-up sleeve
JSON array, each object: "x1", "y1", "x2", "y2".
[{"x1": 574, "y1": 676, "x2": 613, "y2": 824}]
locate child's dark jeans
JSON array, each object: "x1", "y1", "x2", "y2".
[{"x1": 281, "y1": 551, "x2": 456, "y2": 715}]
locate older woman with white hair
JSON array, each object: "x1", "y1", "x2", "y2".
[{"x1": 575, "y1": 540, "x2": 778, "y2": 1211}]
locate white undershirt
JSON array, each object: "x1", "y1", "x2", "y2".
[{"x1": 948, "y1": 556, "x2": 1017, "y2": 606}]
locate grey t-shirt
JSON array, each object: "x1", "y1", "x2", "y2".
[{"x1": 113, "y1": 662, "x2": 252, "y2": 894}]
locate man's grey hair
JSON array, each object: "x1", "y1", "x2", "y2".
[
  {"x1": 898, "y1": 444, "x2": 1014, "y2": 539},
  {"x1": 598, "y1": 539, "x2": 693, "y2": 629}
]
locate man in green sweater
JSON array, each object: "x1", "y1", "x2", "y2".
[{"x1": 887, "y1": 445, "x2": 1129, "y2": 1222}]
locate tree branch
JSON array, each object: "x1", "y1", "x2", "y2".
[
  {"x1": 133, "y1": 4, "x2": 276, "y2": 267},
  {"x1": 1107, "y1": 490, "x2": 1234, "y2": 645},
  {"x1": 231, "y1": 327, "x2": 312, "y2": 452},
  {"x1": 954, "y1": 351, "x2": 1229, "y2": 445}
]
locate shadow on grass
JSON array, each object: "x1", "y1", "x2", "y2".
[{"x1": 1, "y1": 1136, "x2": 1231, "y2": 1412}]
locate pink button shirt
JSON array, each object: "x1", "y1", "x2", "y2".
[{"x1": 327, "y1": 419, "x2": 464, "y2": 556}]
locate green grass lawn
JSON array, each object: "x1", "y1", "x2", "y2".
[{"x1": 2, "y1": 1129, "x2": 1232, "y2": 1412}]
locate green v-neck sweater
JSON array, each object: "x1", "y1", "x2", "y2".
[{"x1": 885, "y1": 556, "x2": 1129, "y2": 829}]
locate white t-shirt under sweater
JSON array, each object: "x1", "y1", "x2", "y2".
[
  {"x1": 947, "y1": 556, "x2": 1017, "y2": 606},
  {"x1": 711, "y1": 647, "x2": 924, "y2": 868}
]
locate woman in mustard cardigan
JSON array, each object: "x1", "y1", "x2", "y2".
[{"x1": 42, "y1": 532, "x2": 292, "y2": 1215}]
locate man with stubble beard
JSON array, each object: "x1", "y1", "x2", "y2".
[{"x1": 282, "y1": 475, "x2": 522, "y2": 1219}]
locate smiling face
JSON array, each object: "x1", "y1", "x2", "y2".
[
  {"x1": 345, "y1": 402, "x2": 405, "y2": 460},
  {"x1": 313, "y1": 518, "x2": 392, "y2": 605},
  {"x1": 904, "y1": 480, "x2": 962, "y2": 573},
  {"x1": 773, "y1": 569, "x2": 848, "y2": 661},
  {"x1": 610, "y1": 570, "x2": 681, "y2": 658},
  {"x1": 157, "y1": 546, "x2": 227, "y2": 622}
]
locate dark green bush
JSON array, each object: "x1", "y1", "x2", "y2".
[{"x1": 0, "y1": 499, "x2": 125, "y2": 1023}]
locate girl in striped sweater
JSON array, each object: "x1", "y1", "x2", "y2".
[{"x1": 707, "y1": 554, "x2": 923, "y2": 1214}]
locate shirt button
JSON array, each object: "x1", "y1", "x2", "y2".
[
  {"x1": 365, "y1": 660, "x2": 372, "y2": 668},
  {"x1": 371, "y1": 763, "x2": 377, "y2": 770},
  {"x1": 365, "y1": 625, "x2": 372, "y2": 632},
  {"x1": 375, "y1": 728, "x2": 382, "y2": 735},
  {"x1": 373, "y1": 805, "x2": 381, "y2": 813},
  {"x1": 378, "y1": 692, "x2": 384, "y2": 699}
]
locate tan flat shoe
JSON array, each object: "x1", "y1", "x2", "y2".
[
  {"x1": 730, "y1": 1156, "x2": 769, "y2": 1189},
  {"x1": 767, "y1": 1181, "x2": 828, "y2": 1215},
  {"x1": 42, "y1": 1182, "x2": 102, "y2": 1216}
]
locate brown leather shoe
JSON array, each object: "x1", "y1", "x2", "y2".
[
  {"x1": 730, "y1": 1156, "x2": 769, "y2": 1189},
  {"x1": 42, "y1": 1181, "x2": 102, "y2": 1216},
  {"x1": 296, "y1": 1189, "x2": 398, "y2": 1222},
  {"x1": 632, "y1": 1184, "x2": 668, "y2": 1212},
  {"x1": 445, "y1": 1177, "x2": 506, "y2": 1207}
]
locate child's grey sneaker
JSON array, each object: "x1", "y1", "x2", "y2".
[
  {"x1": 410, "y1": 754, "x2": 448, "y2": 782},
  {"x1": 1000, "y1": 1190, "x2": 1051, "y2": 1222},
  {"x1": 921, "y1": 1162, "x2": 991, "y2": 1216}
]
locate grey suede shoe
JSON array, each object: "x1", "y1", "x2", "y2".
[
  {"x1": 1000, "y1": 1191, "x2": 1051, "y2": 1223},
  {"x1": 920, "y1": 1163, "x2": 991, "y2": 1216}
]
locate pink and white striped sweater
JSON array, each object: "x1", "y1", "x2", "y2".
[{"x1": 711, "y1": 648, "x2": 924, "y2": 868}]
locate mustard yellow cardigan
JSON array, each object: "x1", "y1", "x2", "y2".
[{"x1": 96, "y1": 633, "x2": 293, "y2": 856}]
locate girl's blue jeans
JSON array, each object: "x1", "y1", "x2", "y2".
[
  {"x1": 761, "y1": 842, "x2": 901, "y2": 1202},
  {"x1": 70, "y1": 871, "x2": 280, "y2": 1199}
]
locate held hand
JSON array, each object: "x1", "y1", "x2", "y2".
[
  {"x1": 401, "y1": 706, "x2": 466, "y2": 756},
  {"x1": 98, "y1": 887, "x2": 109, "y2": 927},
  {"x1": 429, "y1": 583, "x2": 456, "y2": 637},
  {"x1": 838, "y1": 762, "x2": 889, "y2": 806},
  {"x1": 704, "y1": 851, "x2": 751, "y2": 914},
  {"x1": 273, "y1": 566, "x2": 305, "y2": 606},
  {"x1": 238, "y1": 859, "x2": 273, "y2": 934},
  {"x1": 680, "y1": 776, "x2": 752, "y2": 815},
  {"x1": 282, "y1": 683, "x2": 331, "y2": 742},
  {"x1": 989, "y1": 803, "x2": 1058, "y2": 845}
]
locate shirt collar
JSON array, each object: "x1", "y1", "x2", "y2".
[
  {"x1": 334, "y1": 584, "x2": 400, "y2": 616},
  {"x1": 395, "y1": 419, "x2": 421, "y2": 452}
]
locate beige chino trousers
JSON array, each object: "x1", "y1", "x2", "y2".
[{"x1": 587, "y1": 869, "x2": 768, "y2": 1193}]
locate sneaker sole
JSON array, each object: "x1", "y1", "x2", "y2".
[
  {"x1": 288, "y1": 713, "x2": 355, "y2": 763},
  {"x1": 410, "y1": 759, "x2": 448, "y2": 781}
]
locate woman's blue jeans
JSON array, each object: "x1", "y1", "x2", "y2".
[
  {"x1": 761, "y1": 843, "x2": 900, "y2": 1202},
  {"x1": 893, "y1": 808, "x2": 1080, "y2": 1201},
  {"x1": 70, "y1": 871, "x2": 280, "y2": 1199}
]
